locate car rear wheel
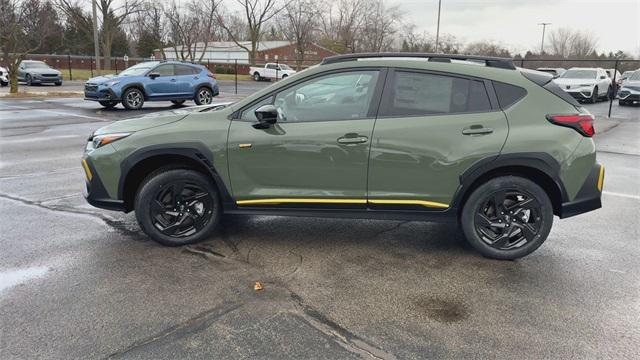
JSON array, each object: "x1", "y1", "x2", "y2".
[
  {"x1": 195, "y1": 87, "x2": 213, "y2": 105},
  {"x1": 171, "y1": 100, "x2": 186, "y2": 106},
  {"x1": 135, "y1": 169, "x2": 221, "y2": 246},
  {"x1": 460, "y1": 176, "x2": 553, "y2": 260},
  {"x1": 122, "y1": 88, "x2": 145, "y2": 110},
  {"x1": 253, "y1": 72, "x2": 261, "y2": 81},
  {"x1": 99, "y1": 100, "x2": 118, "y2": 109}
]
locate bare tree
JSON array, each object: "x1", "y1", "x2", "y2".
[
  {"x1": 319, "y1": 0, "x2": 367, "y2": 53},
  {"x1": 278, "y1": 0, "x2": 318, "y2": 69},
  {"x1": 548, "y1": 27, "x2": 598, "y2": 58},
  {"x1": 218, "y1": 0, "x2": 283, "y2": 65},
  {"x1": 164, "y1": 0, "x2": 221, "y2": 62},
  {"x1": 0, "y1": 0, "x2": 57, "y2": 93},
  {"x1": 399, "y1": 24, "x2": 460, "y2": 54},
  {"x1": 359, "y1": 0, "x2": 401, "y2": 52},
  {"x1": 464, "y1": 40, "x2": 511, "y2": 57}
]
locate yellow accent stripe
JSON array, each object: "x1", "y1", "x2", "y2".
[
  {"x1": 236, "y1": 198, "x2": 449, "y2": 208},
  {"x1": 597, "y1": 165, "x2": 605, "y2": 192},
  {"x1": 368, "y1": 199, "x2": 450, "y2": 209},
  {"x1": 82, "y1": 159, "x2": 93, "y2": 181}
]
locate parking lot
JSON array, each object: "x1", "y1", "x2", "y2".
[{"x1": 1, "y1": 84, "x2": 639, "y2": 358}]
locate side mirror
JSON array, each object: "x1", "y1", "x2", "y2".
[
  {"x1": 149, "y1": 72, "x2": 160, "y2": 79},
  {"x1": 253, "y1": 104, "x2": 278, "y2": 129}
]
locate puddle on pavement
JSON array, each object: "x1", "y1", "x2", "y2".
[
  {"x1": 414, "y1": 297, "x2": 468, "y2": 323},
  {"x1": 0, "y1": 266, "x2": 49, "y2": 293}
]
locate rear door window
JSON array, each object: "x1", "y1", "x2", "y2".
[
  {"x1": 380, "y1": 71, "x2": 492, "y2": 116},
  {"x1": 175, "y1": 65, "x2": 198, "y2": 75}
]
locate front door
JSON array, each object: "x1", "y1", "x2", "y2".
[
  {"x1": 367, "y1": 69, "x2": 508, "y2": 210},
  {"x1": 228, "y1": 69, "x2": 384, "y2": 208},
  {"x1": 146, "y1": 64, "x2": 177, "y2": 98}
]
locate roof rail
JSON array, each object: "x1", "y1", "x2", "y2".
[{"x1": 320, "y1": 52, "x2": 517, "y2": 70}]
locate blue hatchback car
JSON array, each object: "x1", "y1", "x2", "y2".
[{"x1": 84, "y1": 61, "x2": 219, "y2": 110}]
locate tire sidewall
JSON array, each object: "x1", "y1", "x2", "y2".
[
  {"x1": 460, "y1": 176, "x2": 554, "y2": 260},
  {"x1": 123, "y1": 88, "x2": 144, "y2": 110},
  {"x1": 194, "y1": 87, "x2": 213, "y2": 105},
  {"x1": 134, "y1": 169, "x2": 221, "y2": 246}
]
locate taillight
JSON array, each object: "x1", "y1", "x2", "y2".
[
  {"x1": 207, "y1": 72, "x2": 216, "y2": 79},
  {"x1": 546, "y1": 114, "x2": 595, "y2": 137}
]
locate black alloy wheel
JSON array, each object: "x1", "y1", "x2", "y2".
[
  {"x1": 26, "y1": 74, "x2": 32, "y2": 86},
  {"x1": 150, "y1": 180, "x2": 215, "y2": 238},
  {"x1": 195, "y1": 87, "x2": 213, "y2": 105}
]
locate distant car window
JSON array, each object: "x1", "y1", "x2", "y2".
[
  {"x1": 629, "y1": 71, "x2": 640, "y2": 81},
  {"x1": 266, "y1": 64, "x2": 277, "y2": 70},
  {"x1": 175, "y1": 65, "x2": 198, "y2": 75},
  {"x1": 273, "y1": 70, "x2": 379, "y2": 122},
  {"x1": 561, "y1": 70, "x2": 596, "y2": 79},
  {"x1": 154, "y1": 64, "x2": 174, "y2": 76},
  {"x1": 380, "y1": 71, "x2": 492, "y2": 116},
  {"x1": 24, "y1": 62, "x2": 49, "y2": 69},
  {"x1": 240, "y1": 96, "x2": 274, "y2": 121},
  {"x1": 492, "y1": 81, "x2": 527, "y2": 109}
]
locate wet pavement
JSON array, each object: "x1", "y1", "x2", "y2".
[{"x1": 0, "y1": 94, "x2": 639, "y2": 359}]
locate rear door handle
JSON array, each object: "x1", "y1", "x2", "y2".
[
  {"x1": 337, "y1": 134, "x2": 368, "y2": 144},
  {"x1": 462, "y1": 125, "x2": 493, "y2": 135},
  {"x1": 171, "y1": 78, "x2": 177, "y2": 82}
]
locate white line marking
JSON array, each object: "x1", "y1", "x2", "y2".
[
  {"x1": 34, "y1": 109, "x2": 105, "y2": 121},
  {"x1": 0, "y1": 134, "x2": 81, "y2": 144},
  {"x1": 603, "y1": 191, "x2": 640, "y2": 200}
]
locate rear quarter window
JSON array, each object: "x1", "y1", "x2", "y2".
[{"x1": 492, "y1": 82, "x2": 527, "y2": 109}]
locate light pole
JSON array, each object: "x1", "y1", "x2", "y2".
[
  {"x1": 92, "y1": 0, "x2": 101, "y2": 74},
  {"x1": 538, "y1": 22, "x2": 551, "y2": 54},
  {"x1": 435, "y1": 0, "x2": 442, "y2": 53}
]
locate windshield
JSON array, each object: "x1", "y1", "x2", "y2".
[
  {"x1": 25, "y1": 62, "x2": 50, "y2": 69},
  {"x1": 119, "y1": 62, "x2": 159, "y2": 76},
  {"x1": 629, "y1": 71, "x2": 640, "y2": 81},
  {"x1": 561, "y1": 70, "x2": 596, "y2": 79}
]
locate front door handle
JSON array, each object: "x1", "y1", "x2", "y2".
[
  {"x1": 462, "y1": 125, "x2": 493, "y2": 135},
  {"x1": 170, "y1": 78, "x2": 177, "y2": 82},
  {"x1": 337, "y1": 134, "x2": 368, "y2": 144}
]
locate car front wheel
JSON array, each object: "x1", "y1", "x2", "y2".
[
  {"x1": 26, "y1": 74, "x2": 32, "y2": 86},
  {"x1": 195, "y1": 87, "x2": 213, "y2": 105},
  {"x1": 460, "y1": 176, "x2": 553, "y2": 260},
  {"x1": 122, "y1": 88, "x2": 145, "y2": 110},
  {"x1": 135, "y1": 169, "x2": 221, "y2": 246}
]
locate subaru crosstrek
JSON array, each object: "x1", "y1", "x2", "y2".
[
  {"x1": 84, "y1": 61, "x2": 219, "y2": 110},
  {"x1": 82, "y1": 53, "x2": 603, "y2": 260}
]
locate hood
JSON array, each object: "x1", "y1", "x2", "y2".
[
  {"x1": 31, "y1": 68, "x2": 61, "y2": 75},
  {"x1": 86, "y1": 74, "x2": 119, "y2": 84},
  {"x1": 553, "y1": 78, "x2": 597, "y2": 86},
  {"x1": 94, "y1": 112, "x2": 187, "y2": 136}
]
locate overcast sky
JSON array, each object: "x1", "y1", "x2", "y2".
[{"x1": 391, "y1": 0, "x2": 640, "y2": 56}]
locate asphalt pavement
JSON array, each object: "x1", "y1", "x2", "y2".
[{"x1": 0, "y1": 93, "x2": 639, "y2": 359}]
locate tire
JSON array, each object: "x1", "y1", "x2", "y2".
[
  {"x1": 282, "y1": 74, "x2": 288, "y2": 79},
  {"x1": 26, "y1": 74, "x2": 32, "y2": 86},
  {"x1": 460, "y1": 176, "x2": 554, "y2": 260},
  {"x1": 171, "y1": 100, "x2": 186, "y2": 106},
  {"x1": 55, "y1": 81, "x2": 62, "y2": 86},
  {"x1": 194, "y1": 87, "x2": 213, "y2": 105},
  {"x1": 0, "y1": 81, "x2": 7, "y2": 87},
  {"x1": 99, "y1": 100, "x2": 118, "y2": 109},
  {"x1": 135, "y1": 169, "x2": 221, "y2": 246},
  {"x1": 589, "y1": 86, "x2": 598, "y2": 103},
  {"x1": 253, "y1": 72, "x2": 261, "y2": 81},
  {"x1": 122, "y1": 87, "x2": 145, "y2": 110},
  {"x1": 619, "y1": 100, "x2": 627, "y2": 106}
]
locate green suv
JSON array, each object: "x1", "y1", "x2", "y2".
[{"x1": 83, "y1": 53, "x2": 604, "y2": 260}]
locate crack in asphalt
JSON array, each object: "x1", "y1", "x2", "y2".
[
  {"x1": 106, "y1": 302, "x2": 244, "y2": 359},
  {"x1": 0, "y1": 192, "x2": 144, "y2": 239},
  {"x1": 374, "y1": 221, "x2": 411, "y2": 238}
]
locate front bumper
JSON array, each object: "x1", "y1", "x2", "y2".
[
  {"x1": 84, "y1": 86, "x2": 118, "y2": 101},
  {"x1": 618, "y1": 89, "x2": 640, "y2": 102},
  {"x1": 559, "y1": 164, "x2": 603, "y2": 218},
  {"x1": 82, "y1": 157, "x2": 125, "y2": 211},
  {"x1": 31, "y1": 75, "x2": 62, "y2": 83},
  {"x1": 564, "y1": 89, "x2": 594, "y2": 100}
]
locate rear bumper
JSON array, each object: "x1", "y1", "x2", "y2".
[
  {"x1": 82, "y1": 157, "x2": 125, "y2": 212},
  {"x1": 559, "y1": 164, "x2": 603, "y2": 218}
]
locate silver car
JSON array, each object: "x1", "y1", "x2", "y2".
[
  {"x1": 18, "y1": 60, "x2": 63, "y2": 86},
  {"x1": 618, "y1": 70, "x2": 640, "y2": 106}
]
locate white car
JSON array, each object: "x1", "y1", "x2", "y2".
[
  {"x1": 553, "y1": 67, "x2": 612, "y2": 103},
  {"x1": 249, "y1": 63, "x2": 296, "y2": 81},
  {"x1": 0, "y1": 66, "x2": 8, "y2": 87}
]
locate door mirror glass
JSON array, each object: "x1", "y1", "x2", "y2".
[
  {"x1": 148, "y1": 72, "x2": 160, "y2": 79},
  {"x1": 254, "y1": 104, "x2": 278, "y2": 128}
]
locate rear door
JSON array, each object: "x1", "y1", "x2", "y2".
[
  {"x1": 146, "y1": 64, "x2": 177, "y2": 98},
  {"x1": 174, "y1": 64, "x2": 199, "y2": 97},
  {"x1": 367, "y1": 69, "x2": 508, "y2": 210}
]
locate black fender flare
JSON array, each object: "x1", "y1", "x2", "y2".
[
  {"x1": 118, "y1": 142, "x2": 232, "y2": 205},
  {"x1": 450, "y1": 152, "x2": 569, "y2": 210},
  {"x1": 121, "y1": 82, "x2": 148, "y2": 100}
]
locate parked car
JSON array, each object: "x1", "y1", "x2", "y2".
[
  {"x1": 618, "y1": 70, "x2": 640, "y2": 106},
  {"x1": 84, "y1": 61, "x2": 219, "y2": 110},
  {"x1": 536, "y1": 67, "x2": 566, "y2": 78},
  {"x1": 0, "y1": 66, "x2": 8, "y2": 87},
  {"x1": 620, "y1": 70, "x2": 635, "y2": 84},
  {"x1": 553, "y1": 67, "x2": 612, "y2": 103},
  {"x1": 605, "y1": 68, "x2": 623, "y2": 93},
  {"x1": 17, "y1": 60, "x2": 62, "y2": 86},
  {"x1": 82, "y1": 53, "x2": 603, "y2": 260},
  {"x1": 250, "y1": 63, "x2": 296, "y2": 81}
]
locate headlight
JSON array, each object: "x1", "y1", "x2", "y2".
[
  {"x1": 105, "y1": 80, "x2": 120, "y2": 87},
  {"x1": 91, "y1": 132, "x2": 131, "y2": 149}
]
